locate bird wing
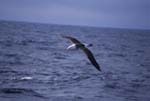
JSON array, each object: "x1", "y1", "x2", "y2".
[
  {"x1": 62, "y1": 35, "x2": 81, "y2": 44},
  {"x1": 81, "y1": 47, "x2": 101, "y2": 71}
]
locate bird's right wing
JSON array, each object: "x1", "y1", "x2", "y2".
[
  {"x1": 62, "y1": 35, "x2": 81, "y2": 44},
  {"x1": 82, "y1": 47, "x2": 101, "y2": 71}
]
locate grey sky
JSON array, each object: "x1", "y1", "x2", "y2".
[{"x1": 0, "y1": 0, "x2": 150, "y2": 29}]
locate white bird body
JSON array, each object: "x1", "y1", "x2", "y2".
[
  {"x1": 67, "y1": 44, "x2": 76, "y2": 49},
  {"x1": 67, "y1": 43, "x2": 92, "y2": 50}
]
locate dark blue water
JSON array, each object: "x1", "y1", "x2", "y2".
[{"x1": 0, "y1": 20, "x2": 150, "y2": 101}]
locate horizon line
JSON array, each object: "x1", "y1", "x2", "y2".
[{"x1": 0, "y1": 19, "x2": 150, "y2": 31}]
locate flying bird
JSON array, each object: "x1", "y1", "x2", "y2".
[{"x1": 62, "y1": 35, "x2": 101, "y2": 71}]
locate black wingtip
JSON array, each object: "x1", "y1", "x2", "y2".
[
  {"x1": 97, "y1": 68, "x2": 101, "y2": 71},
  {"x1": 99, "y1": 69, "x2": 102, "y2": 72}
]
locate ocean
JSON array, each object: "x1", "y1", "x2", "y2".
[{"x1": 0, "y1": 20, "x2": 150, "y2": 101}]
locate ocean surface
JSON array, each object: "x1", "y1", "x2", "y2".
[{"x1": 0, "y1": 20, "x2": 150, "y2": 101}]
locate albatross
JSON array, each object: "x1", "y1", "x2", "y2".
[{"x1": 62, "y1": 35, "x2": 101, "y2": 71}]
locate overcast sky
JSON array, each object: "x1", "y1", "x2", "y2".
[{"x1": 0, "y1": 0, "x2": 150, "y2": 29}]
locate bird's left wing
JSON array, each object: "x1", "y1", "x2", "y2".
[{"x1": 81, "y1": 47, "x2": 101, "y2": 71}]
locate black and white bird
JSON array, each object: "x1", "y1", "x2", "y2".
[{"x1": 62, "y1": 35, "x2": 101, "y2": 71}]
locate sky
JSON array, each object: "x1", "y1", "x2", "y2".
[{"x1": 0, "y1": 0, "x2": 150, "y2": 29}]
